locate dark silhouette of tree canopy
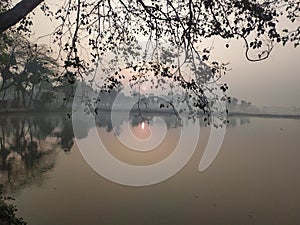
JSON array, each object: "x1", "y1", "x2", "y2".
[
  {"x1": 0, "y1": 33, "x2": 59, "y2": 109},
  {"x1": 0, "y1": 0, "x2": 299, "y2": 116},
  {"x1": 1, "y1": 1, "x2": 298, "y2": 59}
]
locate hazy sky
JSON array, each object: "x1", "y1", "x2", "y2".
[
  {"x1": 213, "y1": 38, "x2": 300, "y2": 108},
  {"x1": 30, "y1": 2, "x2": 300, "y2": 108}
]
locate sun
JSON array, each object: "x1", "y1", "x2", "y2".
[{"x1": 141, "y1": 85, "x2": 147, "y2": 91}]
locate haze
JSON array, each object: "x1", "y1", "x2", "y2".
[{"x1": 30, "y1": 1, "x2": 300, "y2": 108}]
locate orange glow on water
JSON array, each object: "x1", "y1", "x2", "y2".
[{"x1": 128, "y1": 121, "x2": 151, "y2": 140}]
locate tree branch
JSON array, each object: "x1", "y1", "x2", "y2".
[{"x1": 0, "y1": 0, "x2": 44, "y2": 33}]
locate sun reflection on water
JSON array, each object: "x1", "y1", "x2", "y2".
[
  {"x1": 132, "y1": 121, "x2": 151, "y2": 140},
  {"x1": 141, "y1": 121, "x2": 145, "y2": 130}
]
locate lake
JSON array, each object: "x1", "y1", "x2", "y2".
[{"x1": 0, "y1": 112, "x2": 300, "y2": 225}]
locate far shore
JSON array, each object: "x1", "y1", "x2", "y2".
[
  {"x1": 0, "y1": 108, "x2": 71, "y2": 114},
  {"x1": 0, "y1": 108, "x2": 300, "y2": 119},
  {"x1": 227, "y1": 112, "x2": 300, "y2": 119}
]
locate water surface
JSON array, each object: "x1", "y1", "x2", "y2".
[{"x1": 1, "y1": 113, "x2": 300, "y2": 225}]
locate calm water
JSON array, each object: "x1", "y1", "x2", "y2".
[{"x1": 1, "y1": 113, "x2": 300, "y2": 225}]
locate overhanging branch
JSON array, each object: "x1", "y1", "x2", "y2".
[{"x1": 0, "y1": 0, "x2": 44, "y2": 33}]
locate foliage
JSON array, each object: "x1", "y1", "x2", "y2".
[
  {"x1": 48, "y1": 0, "x2": 299, "y2": 118},
  {"x1": 0, "y1": 184, "x2": 27, "y2": 225},
  {"x1": 48, "y1": 0, "x2": 300, "y2": 68},
  {"x1": 0, "y1": 32, "x2": 59, "y2": 108}
]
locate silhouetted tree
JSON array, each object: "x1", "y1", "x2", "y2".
[{"x1": 0, "y1": 33, "x2": 58, "y2": 109}]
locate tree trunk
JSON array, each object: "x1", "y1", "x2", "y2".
[
  {"x1": 27, "y1": 84, "x2": 35, "y2": 108},
  {"x1": 0, "y1": 0, "x2": 44, "y2": 33}
]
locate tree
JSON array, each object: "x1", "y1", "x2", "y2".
[
  {"x1": 0, "y1": 0, "x2": 299, "y2": 117},
  {"x1": 0, "y1": 32, "x2": 58, "y2": 109}
]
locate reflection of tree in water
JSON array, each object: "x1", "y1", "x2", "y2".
[
  {"x1": 129, "y1": 96, "x2": 182, "y2": 128},
  {"x1": 0, "y1": 114, "x2": 74, "y2": 193},
  {"x1": 130, "y1": 113, "x2": 181, "y2": 129},
  {"x1": 95, "y1": 110, "x2": 182, "y2": 135},
  {"x1": 95, "y1": 112, "x2": 114, "y2": 133},
  {"x1": 227, "y1": 117, "x2": 251, "y2": 127},
  {"x1": 94, "y1": 95, "x2": 183, "y2": 134},
  {"x1": 94, "y1": 104, "x2": 252, "y2": 135}
]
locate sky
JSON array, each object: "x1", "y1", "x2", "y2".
[
  {"x1": 29, "y1": 2, "x2": 300, "y2": 108},
  {"x1": 212, "y1": 38, "x2": 300, "y2": 108}
]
